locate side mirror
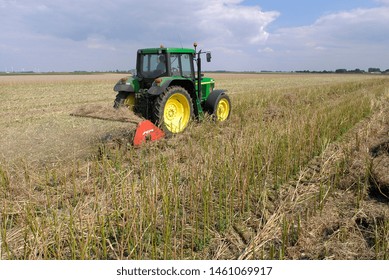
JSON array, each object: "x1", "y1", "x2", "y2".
[{"x1": 206, "y1": 52, "x2": 212, "y2": 62}]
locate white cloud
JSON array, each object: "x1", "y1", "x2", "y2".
[
  {"x1": 258, "y1": 47, "x2": 274, "y2": 53},
  {"x1": 1, "y1": 0, "x2": 277, "y2": 46},
  {"x1": 196, "y1": 0, "x2": 279, "y2": 45},
  {"x1": 86, "y1": 35, "x2": 116, "y2": 51},
  {"x1": 212, "y1": 46, "x2": 244, "y2": 55},
  {"x1": 0, "y1": 0, "x2": 279, "y2": 71},
  {"x1": 1, "y1": 0, "x2": 388, "y2": 71},
  {"x1": 260, "y1": 5, "x2": 389, "y2": 71}
]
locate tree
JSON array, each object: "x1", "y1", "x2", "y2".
[{"x1": 368, "y1": 67, "x2": 381, "y2": 73}]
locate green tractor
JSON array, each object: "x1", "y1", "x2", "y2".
[{"x1": 113, "y1": 43, "x2": 231, "y2": 134}]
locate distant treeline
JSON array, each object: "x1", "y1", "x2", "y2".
[
  {"x1": 267, "y1": 68, "x2": 389, "y2": 74},
  {"x1": 0, "y1": 70, "x2": 132, "y2": 75},
  {"x1": 1, "y1": 68, "x2": 389, "y2": 75},
  {"x1": 206, "y1": 68, "x2": 389, "y2": 74}
]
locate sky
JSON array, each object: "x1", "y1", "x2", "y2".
[{"x1": 1, "y1": 0, "x2": 389, "y2": 72}]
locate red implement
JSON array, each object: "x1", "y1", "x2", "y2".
[{"x1": 133, "y1": 120, "x2": 165, "y2": 146}]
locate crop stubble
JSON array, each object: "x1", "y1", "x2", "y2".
[
  {"x1": 0, "y1": 74, "x2": 135, "y2": 163},
  {"x1": 0, "y1": 73, "x2": 388, "y2": 260}
]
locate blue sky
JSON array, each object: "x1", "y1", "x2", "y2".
[{"x1": 1, "y1": 0, "x2": 388, "y2": 72}]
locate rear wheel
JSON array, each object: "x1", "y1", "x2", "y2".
[{"x1": 154, "y1": 86, "x2": 193, "y2": 134}]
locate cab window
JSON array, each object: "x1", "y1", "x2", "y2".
[
  {"x1": 140, "y1": 53, "x2": 166, "y2": 78},
  {"x1": 170, "y1": 53, "x2": 193, "y2": 78}
]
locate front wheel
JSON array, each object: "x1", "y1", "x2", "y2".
[
  {"x1": 113, "y1": 91, "x2": 126, "y2": 108},
  {"x1": 205, "y1": 92, "x2": 231, "y2": 121},
  {"x1": 113, "y1": 91, "x2": 135, "y2": 110},
  {"x1": 154, "y1": 86, "x2": 194, "y2": 134}
]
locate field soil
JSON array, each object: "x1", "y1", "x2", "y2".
[
  {"x1": 266, "y1": 98, "x2": 388, "y2": 259},
  {"x1": 71, "y1": 104, "x2": 142, "y2": 124},
  {"x1": 0, "y1": 73, "x2": 388, "y2": 260},
  {"x1": 200, "y1": 92, "x2": 389, "y2": 260},
  {"x1": 0, "y1": 74, "x2": 135, "y2": 163}
]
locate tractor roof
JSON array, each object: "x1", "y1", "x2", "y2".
[{"x1": 138, "y1": 47, "x2": 195, "y2": 54}]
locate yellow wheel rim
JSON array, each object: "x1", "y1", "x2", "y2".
[
  {"x1": 216, "y1": 98, "x2": 230, "y2": 121},
  {"x1": 124, "y1": 93, "x2": 135, "y2": 110},
  {"x1": 164, "y1": 93, "x2": 191, "y2": 133}
]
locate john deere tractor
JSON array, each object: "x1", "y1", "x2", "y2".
[{"x1": 113, "y1": 43, "x2": 231, "y2": 134}]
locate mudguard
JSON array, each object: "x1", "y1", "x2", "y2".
[
  {"x1": 113, "y1": 76, "x2": 139, "y2": 92},
  {"x1": 148, "y1": 78, "x2": 195, "y2": 96},
  {"x1": 147, "y1": 81, "x2": 171, "y2": 96},
  {"x1": 114, "y1": 83, "x2": 134, "y2": 92},
  {"x1": 204, "y1": 90, "x2": 228, "y2": 113}
]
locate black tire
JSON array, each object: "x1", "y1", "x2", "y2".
[
  {"x1": 113, "y1": 91, "x2": 129, "y2": 109},
  {"x1": 205, "y1": 92, "x2": 231, "y2": 121},
  {"x1": 153, "y1": 86, "x2": 194, "y2": 134}
]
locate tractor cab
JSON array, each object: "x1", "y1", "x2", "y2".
[{"x1": 136, "y1": 48, "x2": 195, "y2": 88}]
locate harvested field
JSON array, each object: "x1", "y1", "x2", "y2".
[
  {"x1": 0, "y1": 73, "x2": 388, "y2": 260},
  {"x1": 0, "y1": 74, "x2": 134, "y2": 163},
  {"x1": 71, "y1": 104, "x2": 142, "y2": 124}
]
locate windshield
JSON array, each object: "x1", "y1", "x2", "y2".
[{"x1": 139, "y1": 53, "x2": 167, "y2": 78}]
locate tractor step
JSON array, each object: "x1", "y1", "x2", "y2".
[{"x1": 133, "y1": 120, "x2": 165, "y2": 146}]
